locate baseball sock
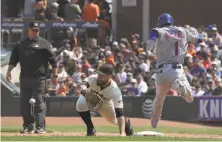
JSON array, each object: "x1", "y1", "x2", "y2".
[{"x1": 78, "y1": 111, "x2": 95, "y2": 130}]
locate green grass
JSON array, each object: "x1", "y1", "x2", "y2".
[
  {"x1": 1, "y1": 125, "x2": 222, "y2": 141},
  {"x1": 1, "y1": 136, "x2": 220, "y2": 141},
  {"x1": 2, "y1": 125, "x2": 222, "y2": 135}
]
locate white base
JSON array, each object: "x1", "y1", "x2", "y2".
[{"x1": 133, "y1": 131, "x2": 164, "y2": 137}]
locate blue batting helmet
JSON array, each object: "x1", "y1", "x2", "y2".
[{"x1": 158, "y1": 13, "x2": 173, "y2": 27}]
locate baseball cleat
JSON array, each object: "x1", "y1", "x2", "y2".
[
  {"x1": 86, "y1": 128, "x2": 96, "y2": 136},
  {"x1": 174, "y1": 79, "x2": 186, "y2": 97},
  {"x1": 20, "y1": 127, "x2": 34, "y2": 134},
  {"x1": 35, "y1": 128, "x2": 46, "y2": 134}
]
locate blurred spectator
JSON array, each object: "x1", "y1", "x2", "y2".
[
  {"x1": 201, "y1": 55, "x2": 211, "y2": 70},
  {"x1": 24, "y1": 0, "x2": 35, "y2": 18},
  {"x1": 187, "y1": 43, "x2": 196, "y2": 57},
  {"x1": 212, "y1": 77, "x2": 222, "y2": 95},
  {"x1": 132, "y1": 34, "x2": 141, "y2": 46},
  {"x1": 191, "y1": 77, "x2": 199, "y2": 87},
  {"x1": 183, "y1": 66, "x2": 193, "y2": 83},
  {"x1": 88, "y1": 68, "x2": 95, "y2": 76},
  {"x1": 34, "y1": 0, "x2": 47, "y2": 20},
  {"x1": 98, "y1": 13, "x2": 111, "y2": 38},
  {"x1": 196, "y1": 42, "x2": 209, "y2": 60},
  {"x1": 45, "y1": 2, "x2": 63, "y2": 21},
  {"x1": 72, "y1": 43, "x2": 83, "y2": 61},
  {"x1": 203, "y1": 79, "x2": 214, "y2": 96},
  {"x1": 217, "y1": 46, "x2": 222, "y2": 65},
  {"x1": 199, "y1": 72, "x2": 208, "y2": 86},
  {"x1": 60, "y1": 50, "x2": 76, "y2": 75},
  {"x1": 82, "y1": 0, "x2": 100, "y2": 21},
  {"x1": 64, "y1": 0, "x2": 82, "y2": 20},
  {"x1": 133, "y1": 60, "x2": 143, "y2": 76},
  {"x1": 184, "y1": 55, "x2": 194, "y2": 69},
  {"x1": 112, "y1": 41, "x2": 119, "y2": 51},
  {"x1": 126, "y1": 79, "x2": 140, "y2": 96},
  {"x1": 122, "y1": 73, "x2": 133, "y2": 86},
  {"x1": 82, "y1": 56, "x2": 92, "y2": 75},
  {"x1": 105, "y1": 50, "x2": 115, "y2": 66},
  {"x1": 58, "y1": 64, "x2": 69, "y2": 80},
  {"x1": 146, "y1": 76, "x2": 156, "y2": 95},
  {"x1": 196, "y1": 42, "x2": 207, "y2": 52},
  {"x1": 72, "y1": 64, "x2": 83, "y2": 84},
  {"x1": 211, "y1": 56, "x2": 221, "y2": 70},
  {"x1": 115, "y1": 63, "x2": 127, "y2": 84},
  {"x1": 136, "y1": 75, "x2": 148, "y2": 96},
  {"x1": 46, "y1": 75, "x2": 59, "y2": 96},
  {"x1": 57, "y1": 0, "x2": 70, "y2": 18},
  {"x1": 85, "y1": 48, "x2": 97, "y2": 65},
  {"x1": 197, "y1": 25, "x2": 208, "y2": 39},
  {"x1": 89, "y1": 38, "x2": 98, "y2": 48},
  {"x1": 192, "y1": 82, "x2": 204, "y2": 96},
  {"x1": 206, "y1": 25, "x2": 222, "y2": 47},
  {"x1": 95, "y1": 0, "x2": 110, "y2": 17},
  {"x1": 139, "y1": 58, "x2": 149, "y2": 74},
  {"x1": 57, "y1": 80, "x2": 68, "y2": 96},
  {"x1": 190, "y1": 61, "x2": 206, "y2": 78}
]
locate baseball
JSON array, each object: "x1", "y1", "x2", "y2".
[{"x1": 29, "y1": 98, "x2": 36, "y2": 104}]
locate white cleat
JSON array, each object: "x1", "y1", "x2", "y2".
[
  {"x1": 174, "y1": 79, "x2": 186, "y2": 97},
  {"x1": 174, "y1": 79, "x2": 193, "y2": 103}
]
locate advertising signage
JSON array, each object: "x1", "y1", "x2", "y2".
[
  {"x1": 197, "y1": 96, "x2": 222, "y2": 121},
  {"x1": 1, "y1": 21, "x2": 100, "y2": 29}
]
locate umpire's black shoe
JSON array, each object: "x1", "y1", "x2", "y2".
[
  {"x1": 20, "y1": 127, "x2": 34, "y2": 134},
  {"x1": 35, "y1": 128, "x2": 46, "y2": 134},
  {"x1": 86, "y1": 128, "x2": 96, "y2": 136}
]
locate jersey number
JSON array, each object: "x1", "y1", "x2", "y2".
[{"x1": 175, "y1": 41, "x2": 179, "y2": 56}]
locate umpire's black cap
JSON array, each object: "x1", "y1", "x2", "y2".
[
  {"x1": 97, "y1": 64, "x2": 114, "y2": 75},
  {"x1": 29, "y1": 22, "x2": 40, "y2": 30}
]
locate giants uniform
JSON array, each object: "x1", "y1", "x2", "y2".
[{"x1": 76, "y1": 74, "x2": 123, "y2": 125}]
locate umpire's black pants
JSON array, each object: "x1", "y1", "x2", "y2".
[{"x1": 20, "y1": 75, "x2": 46, "y2": 130}]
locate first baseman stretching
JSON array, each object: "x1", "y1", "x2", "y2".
[{"x1": 75, "y1": 64, "x2": 133, "y2": 136}]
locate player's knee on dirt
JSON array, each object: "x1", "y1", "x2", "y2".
[{"x1": 76, "y1": 96, "x2": 89, "y2": 112}]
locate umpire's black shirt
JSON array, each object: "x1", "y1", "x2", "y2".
[{"x1": 9, "y1": 36, "x2": 57, "y2": 77}]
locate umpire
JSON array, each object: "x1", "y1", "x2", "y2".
[{"x1": 6, "y1": 22, "x2": 58, "y2": 134}]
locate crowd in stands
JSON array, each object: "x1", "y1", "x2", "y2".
[
  {"x1": 184, "y1": 24, "x2": 222, "y2": 96},
  {"x1": 2, "y1": 0, "x2": 222, "y2": 97},
  {"x1": 4, "y1": 0, "x2": 112, "y2": 25},
  {"x1": 45, "y1": 24, "x2": 222, "y2": 97}
]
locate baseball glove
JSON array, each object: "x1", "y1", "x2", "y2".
[{"x1": 82, "y1": 89, "x2": 104, "y2": 111}]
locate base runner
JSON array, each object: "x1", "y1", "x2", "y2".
[
  {"x1": 146, "y1": 13, "x2": 201, "y2": 128},
  {"x1": 75, "y1": 64, "x2": 134, "y2": 136}
]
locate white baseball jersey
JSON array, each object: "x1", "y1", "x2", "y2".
[
  {"x1": 83, "y1": 74, "x2": 123, "y2": 108},
  {"x1": 76, "y1": 74, "x2": 123, "y2": 125},
  {"x1": 153, "y1": 26, "x2": 199, "y2": 67}
]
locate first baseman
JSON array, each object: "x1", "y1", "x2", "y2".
[
  {"x1": 146, "y1": 13, "x2": 201, "y2": 128},
  {"x1": 75, "y1": 64, "x2": 134, "y2": 136}
]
